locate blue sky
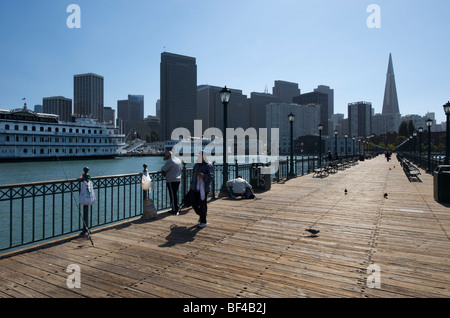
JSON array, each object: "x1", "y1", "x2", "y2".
[{"x1": 0, "y1": 0, "x2": 449, "y2": 124}]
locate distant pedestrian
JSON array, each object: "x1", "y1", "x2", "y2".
[
  {"x1": 327, "y1": 151, "x2": 332, "y2": 161},
  {"x1": 190, "y1": 151, "x2": 215, "y2": 228},
  {"x1": 161, "y1": 151, "x2": 182, "y2": 214}
]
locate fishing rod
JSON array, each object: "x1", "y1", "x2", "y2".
[{"x1": 55, "y1": 154, "x2": 95, "y2": 247}]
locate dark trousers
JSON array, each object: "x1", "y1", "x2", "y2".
[
  {"x1": 191, "y1": 190, "x2": 208, "y2": 223},
  {"x1": 166, "y1": 182, "x2": 180, "y2": 212}
]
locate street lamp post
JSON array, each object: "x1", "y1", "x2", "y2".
[
  {"x1": 219, "y1": 86, "x2": 231, "y2": 195},
  {"x1": 288, "y1": 112, "x2": 295, "y2": 177},
  {"x1": 352, "y1": 137, "x2": 355, "y2": 156},
  {"x1": 418, "y1": 127, "x2": 423, "y2": 161},
  {"x1": 444, "y1": 102, "x2": 450, "y2": 165},
  {"x1": 344, "y1": 135, "x2": 348, "y2": 159},
  {"x1": 318, "y1": 124, "x2": 323, "y2": 166},
  {"x1": 413, "y1": 131, "x2": 417, "y2": 156},
  {"x1": 334, "y1": 130, "x2": 338, "y2": 155},
  {"x1": 426, "y1": 118, "x2": 432, "y2": 172}
]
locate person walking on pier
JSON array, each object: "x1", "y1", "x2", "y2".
[
  {"x1": 161, "y1": 151, "x2": 182, "y2": 214},
  {"x1": 190, "y1": 151, "x2": 215, "y2": 228}
]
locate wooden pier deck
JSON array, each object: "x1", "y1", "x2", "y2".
[{"x1": 0, "y1": 155, "x2": 449, "y2": 298}]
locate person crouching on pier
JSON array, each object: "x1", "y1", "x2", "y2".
[
  {"x1": 190, "y1": 151, "x2": 215, "y2": 228},
  {"x1": 226, "y1": 175, "x2": 254, "y2": 199}
]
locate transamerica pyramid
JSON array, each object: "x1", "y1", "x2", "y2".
[{"x1": 382, "y1": 53, "x2": 400, "y2": 115}]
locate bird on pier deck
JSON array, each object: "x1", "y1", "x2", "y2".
[
  {"x1": 384, "y1": 193, "x2": 388, "y2": 199},
  {"x1": 305, "y1": 229, "x2": 320, "y2": 237}
]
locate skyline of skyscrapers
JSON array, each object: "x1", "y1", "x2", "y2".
[{"x1": 13, "y1": 51, "x2": 444, "y2": 145}]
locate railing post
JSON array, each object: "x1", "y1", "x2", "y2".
[
  {"x1": 182, "y1": 161, "x2": 187, "y2": 198},
  {"x1": 212, "y1": 161, "x2": 216, "y2": 200}
]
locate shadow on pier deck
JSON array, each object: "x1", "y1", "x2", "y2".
[{"x1": 0, "y1": 155, "x2": 449, "y2": 299}]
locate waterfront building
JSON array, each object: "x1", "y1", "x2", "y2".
[
  {"x1": 160, "y1": 52, "x2": 197, "y2": 141},
  {"x1": 43, "y1": 96, "x2": 72, "y2": 123},
  {"x1": 74, "y1": 73, "x2": 104, "y2": 123}
]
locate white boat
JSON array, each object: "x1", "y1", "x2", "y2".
[{"x1": 0, "y1": 106, "x2": 125, "y2": 162}]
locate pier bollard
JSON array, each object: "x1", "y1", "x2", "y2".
[{"x1": 140, "y1": 164, "x2": 157, "y2": 220}]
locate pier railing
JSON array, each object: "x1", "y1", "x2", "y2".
[
  {"x1": 397, "y1": 152, "x2": 445, "y2": 173},
  {"x1": 0, "y1": 155, "x2": 358, "y2": 255}
]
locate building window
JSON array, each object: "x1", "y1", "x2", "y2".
[
  {"x1": 14, "y1": 125, "x2": 19, "y2": 130},
  {"x1": 5, "y1": 124, "x2": 9, "y2": 130}
]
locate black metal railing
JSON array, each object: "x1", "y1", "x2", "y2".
[
  {"x1": 1, "y1": 155, "x2": 359, "y2": 255},
  {"x1": 397, "y1": 152, "x2": 445, "y2": 173}
]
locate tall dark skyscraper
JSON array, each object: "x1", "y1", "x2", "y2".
[
  {"x1": 74, "y1": 73, "x2": 104, "y2": 122},
  {"x1": 382, "y1": 53, "x2": 400, "y2": 115},
  {"x1": 160, "y1": 52, "x2": 197, "y2": 141}
]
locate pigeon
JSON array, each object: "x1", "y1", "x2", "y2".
[
  {"x1": 344, "y1": 189, "x2": 348, "y2": 195},
  {"x1": 305, "y1": 229, "x2": 320, "y2": 236},
  {"x1": 384, "y1": 193, "x2": 388, "y2": 199}
]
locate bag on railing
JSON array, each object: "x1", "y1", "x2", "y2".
[
  {"x1": 79, "y1": 180, "x2": 96, "y2": 206},
  {"x1": 141, "y1": 173, "x2": 153, "y2": 192}
]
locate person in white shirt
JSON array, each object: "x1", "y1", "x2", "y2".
[{"x1": 226, "y1": 175, "x2": 253, "y2": 198}]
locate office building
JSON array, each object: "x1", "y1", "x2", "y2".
[
  {"x1": 117, "y1": 95, "x2": 144, "y2": 122},
  {"x1": 160, "y1": 52, "x2": 197, "y2": 141},
  {"x1": 272, "y1": 80, "x2": 300, "y2": 104},
  {"x1": 293, "y1": 91, "x2": 329, "y2": 136},
  {"x1": 74, "y1": 73, "x2": 104, "y2": 122},
  {"x1": 103, "y1": 106, "x2": 115, "y2": 127},
  {"x1": 266, "y1": 103, "x2": 321, "y2": 154},
  {"x1": 382, "y1": 53, "x2": 400, "y2": 116},
  {"x1": 348, "y1": 101, "x2": 372, "y2": 138},
  {"x1": 197, "y1": 85, "x2": 249, "y2": 132},
  {"x1": 43, "y1": 96, "x2": 72, "y2": 122},
  {"x1": 34, "y1": 105, "x2": 43, "y2": 113},
  {"x1": 314, "y1": 85, "x2": 334, "y2": 120},
  {"x1": 249, "y1": 92, "x2": 281, "y2": 131}
]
